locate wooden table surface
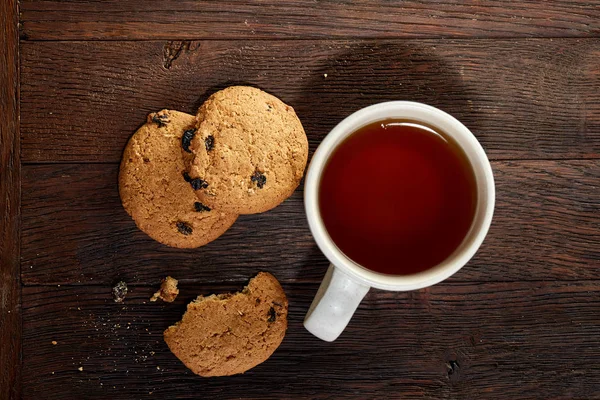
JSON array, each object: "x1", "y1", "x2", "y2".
[{"x1": 2, "y1": 1, "x2": 599, "y2": 399}]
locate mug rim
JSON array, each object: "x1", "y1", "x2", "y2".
[{"x1": 304, "y1": 101, "x2": 495, "y2": 291}]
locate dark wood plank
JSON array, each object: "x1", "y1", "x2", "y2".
[
  {"x1": 0, "y1": 0, "x2": 21, "y2": 398},
  {"x1": 20, "y1": 160, "x2": 600, "y2": 285},
  {"x1": 19, "y1": 0, "x2": 600, "y2": 40},
  {"x1": 20, "y1": 39, "x2": 600, "y2": 163},
  {"x1": 22, "y1": 281, "x2": 600, "y2": 399}
]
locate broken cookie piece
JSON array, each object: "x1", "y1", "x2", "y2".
[
  {"x1": 163, "y1": 272, "x2": 288, "y2": 377},
  {"x1": 150, "y1": 276, "x2": 179, "y2": 303}
]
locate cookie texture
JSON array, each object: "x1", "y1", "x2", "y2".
[
  {"x1": 119, "y1": 110, "x2": 237, "y2": 248},
  {"x1": 187, "y1": 86, "x2": 309, "y2": 214},
  {"x1": 164, "y1": 272, "x2": 288, "y2": 377}
]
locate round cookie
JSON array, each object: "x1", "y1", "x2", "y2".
[
  {"x1": 164, "y1": 272, "x2": 288, "y2": 377},
  {"x1": 187, "y1": 86, "x2": 309, "y2": 214},
  {"x1": 119, "y1": 109, "x2": 237, "y2": 248}
]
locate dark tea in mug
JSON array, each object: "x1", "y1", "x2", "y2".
[{"x1": 319, "y1": 120, "x2": 477, "y2": 275}]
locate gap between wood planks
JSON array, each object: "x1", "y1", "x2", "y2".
[
  {"x1": 18, "y1": 279, "x2": 600, "y2": 287},
  {"x1": 16, "y1": 35, "x2": 600, "y2": 42},
  {"x1": 17, "y1": 0, "x2": 600, "y2": 41},
  {"x1": 18, "y1": 159, "x2": 600, "y2": 285},
  {"x1": 19, "y1": 38, "x2": 600, "y2": 162},
  {"x1": 19, "y1": 156, "x2": 600, "y2": 166},
  {"x1": 1, "y1": 0, "x2": 21, "y2": 399}
]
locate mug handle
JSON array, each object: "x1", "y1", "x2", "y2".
[{"x1": 304, "y1": 264, "x2": 371, "y2": 341}]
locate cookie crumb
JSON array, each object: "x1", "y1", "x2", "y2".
[
  {"x1": 323, "y1": 73, "x2": 328, "y2": 78},
  {"x1": 112, "y1": 281, "x2": 128, "y2": 303},
  {"x1": 78, "y1": 367, "x2": 83, "y2": 372},
  {"x1": 150, "y1": 276, "x2": 179, "y2": 303},
  {"x1": 51, "y1": 341, "x2": 57, "y2": 345},
  {"x1": 176, "y1": 221, "x2": 193, "y2": 235}
]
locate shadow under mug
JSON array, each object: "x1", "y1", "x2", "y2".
[{"x1": 303, "y1": 101, "x2": 495, "y2": 342}]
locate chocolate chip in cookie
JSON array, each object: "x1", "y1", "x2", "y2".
[
  {"x1": 183, "y1": 172, "x2": 209, "y2": 190},
  {"x1": 151, "y1": 112, "x2": 170, "y2": 128},
  {"x1": 251, "y1": 170, "x2": 267, "y2": 189},
  {"x1": 182, "y1": 128, "x2": 196, "y2": 153},
  {"x1": 176, "y1": 221, "x2": 193, "y2": 235},
  {"x1": 267, "y1": 306, "x2": 276, "y2": 322},
  {"x1": 194, "y1": 202, "x2": 211, "y2": 212},
  {"x1": 204, "y1": 135, "x2": 215, "y2": 152},
  {"x1": 190, "y1": 178, "x2": 208, "y2": 190}
]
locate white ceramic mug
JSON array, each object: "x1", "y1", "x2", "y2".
[{"x1": 303, "y1": 101, "x2": 495, "y2": 342}]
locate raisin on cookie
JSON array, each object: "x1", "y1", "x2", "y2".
[
  {"x1": 187, "y1": 86, "x2": 309, "y2": 214},
  {"x1": 119, "y1": 110, "x2": 238, "y2": 248},
  {"x1": 164, "y1": 272, "x2": 288, "y2": 377}
]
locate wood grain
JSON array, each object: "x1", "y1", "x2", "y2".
[
  {"x1": 20, "y1": 160, "x2": 600, "y2": 285},
  {"x1": 0, "y1": 0, "x2": 21, "y2": 399},
  {"x1": 21, "y1": 281, "x2": 600, "y2": 399},
  {"x1": 20, "y1": 39, "x2": 600, "y2": 163},
  {"x1": 19, "y1": 0, "x2": 600, "y2": 41}
]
